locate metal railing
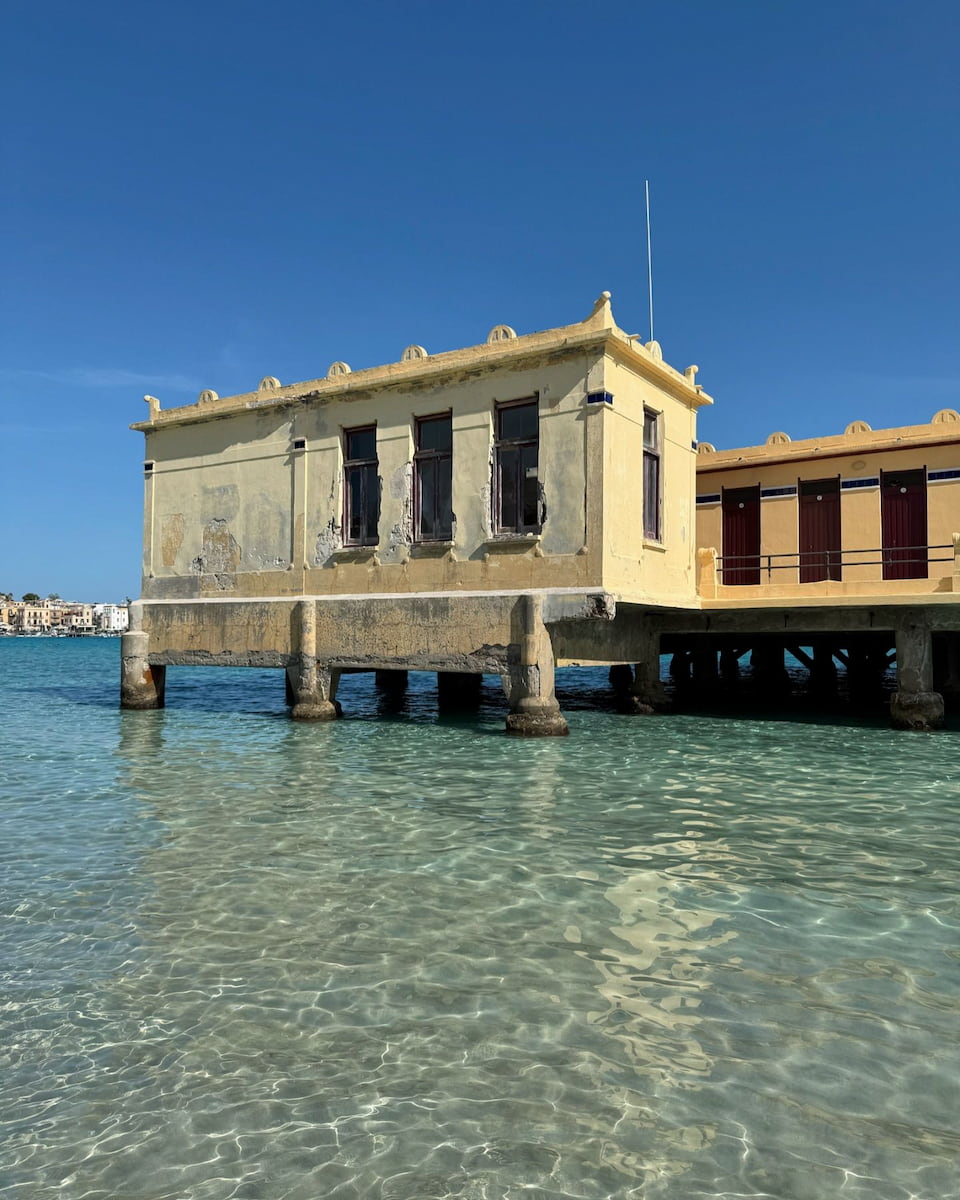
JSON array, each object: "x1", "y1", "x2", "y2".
[{"x1": 716, "y1": 544, "x2": 952, "y2": 584}]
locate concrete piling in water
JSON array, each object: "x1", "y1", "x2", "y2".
[
  {"x1": 505, "y1": 594, "x2": 568, "y2": 737},
  {"x1": 288, "y1": 600, "x2": 341, "y2": 721},
  {"x1": 890, "y1": 617, "x2": 943, "y2": 730},
  {"x1": 120, "y1": 605, "x2": 165, "y2": 710}
]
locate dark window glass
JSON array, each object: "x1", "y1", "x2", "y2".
[
  {"x1": 344, "y1": 425, "x2": 379, "y2": 546},
  {"x1": 643, "y1": 409, "x2": 661, "y2": 541},
  {"x1": 495, "y1": 399, "x2": 539, "y2": 534},
  {"x1": 414, "y1": 414, "x2": 453, "y2": 541}
]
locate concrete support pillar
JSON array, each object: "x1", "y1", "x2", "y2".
[
  {"x1": 669, "y1": 650, "x2": 691, "y2": 689},
  {"x1": 691, "y1": 642, "x2": 719, "y2": 694},
  {"x1": 120, "y1": 630, "x2": 166, "y2": 710},
  {"x1": 437, "y1": 671, "x2": 482, "y2": 712},
  {"x1": 810, "y1": 640, "x2": 838, "y2": 697},
  {"x1": 751, "y1": 642, "x2": 789, "y2": 694},
  {"x1": 633, "y1": 627, "x2": 667, "y2": 711},
  {"x1": 608, "y1": 663, "x2": 634, "y2": 694},
  {"x1": 375, "y1": 669, "x2": 409, "y2": 693},
  {"x1": 846, "y1": 641, "x2": 885, "y2": 704},
  {"x1": 891, "y1": 618, "x2": 943, "y2": 730},
  {"x1": 505, "y1": 594, "x2": 568, "y2": 737},
  {"x1": 719, "y1": 647, "x2": 741, "y2": 683},
  {"x1": 289, "y1": 599, "x2": 341, "y2": 720},
  {"x1": 939, "y1": 634, "x2": 960, "y2": 697}
]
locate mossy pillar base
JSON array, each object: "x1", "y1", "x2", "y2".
[{"x1": 891, "y1": 618, "x2": 943, "y2": 730}]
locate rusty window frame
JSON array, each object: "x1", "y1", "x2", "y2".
[
  {"x1": 494, "y1": 398, "x2": 540, "y2": 534},
  {"x1": 414, "y1": 412, "x2": 453, "y2": 542},
  {"x1": 343, "y1": 425, "x2": 379, "y2": 546}
]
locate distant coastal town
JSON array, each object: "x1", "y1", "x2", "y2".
[{"x1": 0, "y1": 594, "x2": 129, "y2": 636}]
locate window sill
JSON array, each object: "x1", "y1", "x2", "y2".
[
  {"x1": 643, "y1": 539, "x2": 666, "y2": 553},
  {"x1": 331, "y1": 546, "x2": 379, "y2": 563},
  {"x1": 485, "y1": 532, "x2": 541, "y2": 547},
  {"x1": 409, "y1": 540, "x2": 456, "y2": 557},
  {"x1": 484, "y1": 533, "x2": 543, "y2": 557}
]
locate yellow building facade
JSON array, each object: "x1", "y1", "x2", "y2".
[
  {"x1": 123, "y1": 296, "x2": 959, "y2": 732},
  {"x1": 124, "y1": 295, "x2": 710, "y2": 733}
]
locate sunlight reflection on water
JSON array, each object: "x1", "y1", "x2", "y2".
[{"x1": 1, "y1": 638, "x2": 959, "y2": 1199}]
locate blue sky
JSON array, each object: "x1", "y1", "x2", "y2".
[{"x1": 2, "y1": 0, "x2": 956, "y2": 600}]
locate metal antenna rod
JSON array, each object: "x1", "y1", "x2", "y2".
[{"x1": 645, "y1": 179, "x2": 654, "y2": 343}]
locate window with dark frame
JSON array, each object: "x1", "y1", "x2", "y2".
[
  {"x1": 642, "y1": 409, "x2": 662, "y2": 541},
  {"x1": 343, "y1": 426, "x2": 379, "y2": 546},
  {"x1": 495, "y1": 399, "x2": 540, "y2": 535},
  {"x1": 414, "y1": 413, "x2": 453, "y2": 542}
]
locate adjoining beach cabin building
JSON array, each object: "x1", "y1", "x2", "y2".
[{"x1": 122, "y1": 293, "x2": 960, "y2": 732}]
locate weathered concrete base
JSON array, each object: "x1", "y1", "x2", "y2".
[
  {"x1": 291, "y1": 698, "x2": 341, "y2": 721},
  {"x1": 505, "y1": 707, "x2": 569, "y2": 737},
  {"x1": 120, "y1": 631, "x2": 166, "y2": 709},
  {"x1": 890, "y1": 690, "x2": 944, "y2": 730}
]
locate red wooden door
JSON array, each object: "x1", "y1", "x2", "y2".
[
  {"x1": 881, "y1": 469, "x2": 927, "y2": 579},
  {"x1": 799, "y1": 477, "x2": 841, "y2": 582},
  {"x1": 722, "y1": 486, "x2": 761, "y2": 584}
]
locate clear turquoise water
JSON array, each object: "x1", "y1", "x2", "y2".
[{"x1": 2, "y1": 637, "x2": 959, "y2": 1200}]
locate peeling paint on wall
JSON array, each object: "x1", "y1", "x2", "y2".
[
  {"x1": 193, "y1": 518, "x2": 241, "y2": 577},
  {"x1": 314, "y1": 518, "x2": 341, "y2": 565},
  {"x1": 160, "y1": 513, "x2": 185, "y2": 568},
  {"x1": 387, "y1": 461, "x2": 413, "y2": 554}
]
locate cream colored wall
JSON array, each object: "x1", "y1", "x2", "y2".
[
  {"x1": 143, "y1": 352, "x2": 602, "y2": 600},
  {"x1": 695, "y1": 434, "x2": 960, "y2": 596},
  {"x1": 600, "y1": 356, "x2": 700, "y2": 606}
]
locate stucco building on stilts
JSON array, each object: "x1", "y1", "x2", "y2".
[{"x1": 122, "y1": 294, "x2": 960, "y2": 732}]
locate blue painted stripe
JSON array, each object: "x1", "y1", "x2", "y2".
[
  {"x1": 586, "y1": 391, "x2": 614, "y2": 406},
  {"x1": 696, "y1": 493, "x2": 721, "y2": 505},
  {"x1": 841, "y1": 477, "x2": 880, "y2": 490},
  {"x1": 928, "y1": 468, "x2": 960, "y2": 482},
  {"x1": 760, "y1": 485, "x2": 797, "y2": 499}
]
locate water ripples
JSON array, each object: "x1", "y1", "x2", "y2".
[{"x1": 1, "y1": 639, "x2": 959, "y2": 1198}]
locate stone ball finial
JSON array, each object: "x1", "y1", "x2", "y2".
[
  {"x1": 697, "y1": 442, "x2": 716, "y2": 454},
  {"x1": 645, "y1": 340, "x2": 663, "y2": 361},
  {"x1": 198, "y1": 389, "x2": 219, "y2": 404},
  {"x1": 932, "y1": 408, "x2": 960, "y2": 424},
  {"x1": 684, "y1": 365, "x2": 699, "y2": 383},
  {"x1": 766, "y1": 431, "x2": 791, "y2": 445},
  {"x1": 401, "y1": 345, "x2": 428, "y2": 363},
  {"x1": 487, "y1": 324, "x2": 517, "y2": 344},
  {"x1": 258, "y1": 376, "x2": 281, "y2": 392},
  {"x1": 327, "y1": 361, "x2": 351, "y2": 378},
  {"x1": 143, "y1": 395, "x2": 160, "y2": 418},
  {"x1": 844, "y1": 420, "x2": 872, "y2": 435}
]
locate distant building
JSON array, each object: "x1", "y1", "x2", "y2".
[{"x1": 94, "y1": 604, "x2": 129, "y2": 633}]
